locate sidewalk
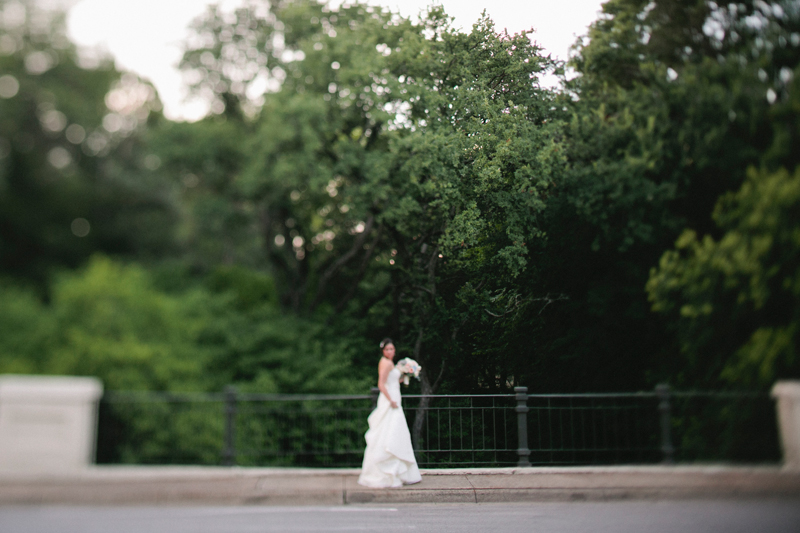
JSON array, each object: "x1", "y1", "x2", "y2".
[{"x1": 1, "y1": 465, "x2": 799, "y2": 506}]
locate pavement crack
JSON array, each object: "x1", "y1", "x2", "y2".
[{"x1": 464, "y1": 475, "x2": 478, "y2": 504}]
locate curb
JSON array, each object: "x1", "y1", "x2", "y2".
[{"x1": 1, "y1": 466, "x2": 799, "y2": 506}]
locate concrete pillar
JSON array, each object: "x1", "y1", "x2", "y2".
[
  {"x1": 772, "y1": 381, "x2": 800, "y2": 470},
  {"x1": 0, "y1": 375, "x2": 103, "y2": 474}
]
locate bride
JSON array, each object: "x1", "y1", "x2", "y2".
[{"x1": 357, "y1": 338, "x2": 422, "y2": 488}]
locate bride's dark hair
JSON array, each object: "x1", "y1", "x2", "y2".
[{"x1": 379, "y1": 338, "x2": 393, "y2": 350}]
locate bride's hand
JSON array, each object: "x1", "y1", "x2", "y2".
[{"x1": 390, "y1": 401, "x2": 398, "y2": 409}]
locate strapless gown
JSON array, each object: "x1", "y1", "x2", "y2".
[{"x1": 357, "y1": 366, "x2": 422, "y2": 488}]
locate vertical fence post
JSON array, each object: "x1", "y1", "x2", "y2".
[
  {"x1": 515, "y1": 386, "x2": 531, "y2": 467},
  {"x1": 223, "y1": 386, "x2": 237, "y2": 466},
  {"x1": 656, "y1": 383, "x2": 674, "y2": 464},
  {"x1": 370, "y1": 387, "x2": 380, "y2": 410}
]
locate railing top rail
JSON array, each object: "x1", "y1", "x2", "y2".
[
  {"x1": 238, "y1": 394, "x2": 374, "y2": 402},
  {"x1": 101, "y1": 389, "x2": 772, "y2": 403},
  {"x1": 525, "y1": 391, "x2": 768, "y2": 399},
  {"x1": 526, "y1": 392, "x2": 658, "y2": 399},
  {"x1": 101, "y1": 392, "x2": 375, "y2": 403},
  {"x1": 102, "y1": 392, "x2": 225, "y2": 403},
  {"x1": 101, "y1": 392, "x2": 517, "y2": 403},
  {"x1": 401, "y1": 394, "x2": 514, "y2": 399},
  {"x1": 670, "y1": 390, "x2": 769, "y2": 398}
]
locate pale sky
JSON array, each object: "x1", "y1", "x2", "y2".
[{"x1": 64, "y1": 0, "x2": 605, "y2": 121}]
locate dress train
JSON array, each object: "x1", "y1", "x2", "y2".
[{"x1": 358, "y1": 367, "x2": 421, "y2": 488}]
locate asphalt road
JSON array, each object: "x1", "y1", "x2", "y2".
[{"x1": 2, "y1": 500, "x2": 799, "y2": 533}]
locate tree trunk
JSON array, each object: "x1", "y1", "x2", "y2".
[
  {"x1": 411, "y1": 371, "x2": 433, "y2": 451},
  {"x1": 410, "y1": 246, "x2": 440, "y2": 452}
]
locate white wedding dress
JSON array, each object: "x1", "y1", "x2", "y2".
[{"x1": 358, "y1": 366, "x2": 422, "y2": 488}]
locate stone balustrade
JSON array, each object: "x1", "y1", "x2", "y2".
[
  {"x1": 0, "y1": 375, "x2": 103, "y2": 474},
  {"x1": 773, "y1": 381, "x2": 800, "y2": 471}
]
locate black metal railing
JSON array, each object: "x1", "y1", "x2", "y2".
[
  {"x1": 402, "y1": 392, "x2": 521, "y2": 467},
  {"x1": 95, "y1": 385, "x2": 780, "y2": 468},
  {"x1": 524, "y1": 392, "x2": 662, "y2": 466}
]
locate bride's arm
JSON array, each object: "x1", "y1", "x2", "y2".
[{"x1": 377, "y1": 359, "x2": 398, "y2": 408}]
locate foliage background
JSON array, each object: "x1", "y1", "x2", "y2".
[{"x1": 0, "y1": 0, "x2": 797, "y2": 463}]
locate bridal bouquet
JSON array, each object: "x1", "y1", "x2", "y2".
[{"x1": 395, "y1": 358, "x2": 422, "y2": 386}]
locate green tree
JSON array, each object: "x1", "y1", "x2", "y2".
[
  {"x1": 0, "y1": 1, "x2": 176, "y2": 284},
  {"x1": 147, "y1": 118, "x2": 256, "y2": 270},
  {"x1": 46, "y1": 255, "x2": 212, "y2": 391},
  {"x1": 647, "y1": 167, "x2": 800, "y2": 387},
  {"x1": 0, "y1": 280, "x2": 57, "y2": 374},
  {"x1": 177, "y1": 1, "x2": 564, "y2": 393},
  {"x1": 520, "y1": 0, "x2": 800, "y2": 391},
  {"x1": 176, "y1": 0, "x2": 417, "y2": 312}
]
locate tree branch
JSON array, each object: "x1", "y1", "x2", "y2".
[
  {"x1": 532, "y1": 293, "x2": 569, "y2": 315},
  {"x1": 308, "y1": 213, "x2": 375, "y2": 312},
  {"x1": 332, "y1": 224, "x2": 384, "y2": 314}
]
